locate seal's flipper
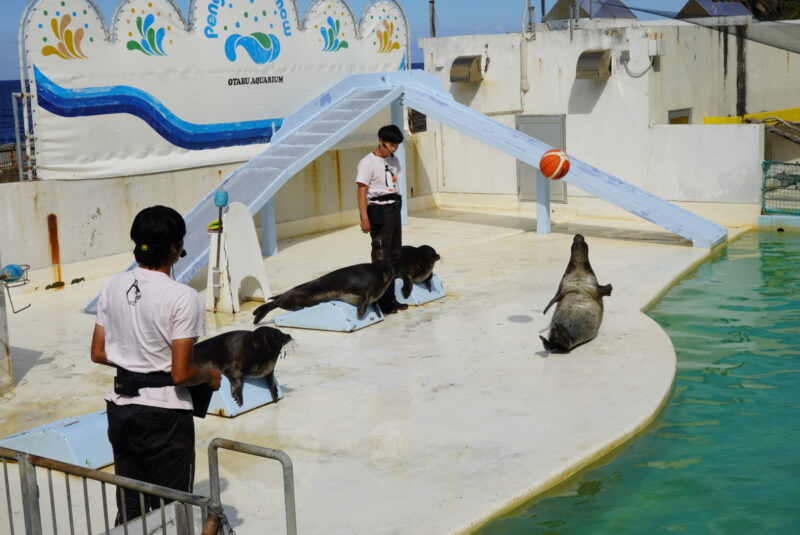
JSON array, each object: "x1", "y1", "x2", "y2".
[
  {"x1": 356, "y1": 299, "x2": 368, "y2": 319},
  {"x1": 543, "y1": 288, "x2": 562, "y2": 315},
  {"x1": 540, "y1": 335, "x2": 555, "y2": 351},
  {"x1": 265, "y1": 371, "x2": 279, "y2": 402},
  {"x1": 423, "y1": 274, "x2": 434, "y2": 292},
  {"x1": 598, "y1": 283, "x2": 613, "y2": 297},
  {"x1": 253, "y1": 301, "x2": 279, "y2": 324},
  {"x1": 550, "y1": 323, "x2": 572, "y2": 352},
  {"x1": 401, "y1": 276, "x2": 413, "y2": 299},
  {"x1": 229, "y1": 376, "x2": 245, "y2": 406}
]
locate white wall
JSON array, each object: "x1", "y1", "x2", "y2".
[
  {"x1": 418, "y1": 19, "x2": 781, "y2": 215},
  {"x1": 0, "y1": 139, "x2": 437, "y2": 274}
]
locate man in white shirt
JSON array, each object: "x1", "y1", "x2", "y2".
[
  {"x1": 91, "y1": 205, "x2": 221, "y2": 524},
  {"x1": 356, "y1": 124, "x2": 408, "y2": 314}
]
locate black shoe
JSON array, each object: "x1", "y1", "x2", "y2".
[
  {"x1": 394, "y1": 300, "x2": 409, "y2": 311},
  {"x1": 381, "y1": 301, "x2": 400, "y2": 315}
]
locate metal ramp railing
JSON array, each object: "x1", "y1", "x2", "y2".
[{"x1": 84, "y1": 70, "x2": 727, "y2": 312}]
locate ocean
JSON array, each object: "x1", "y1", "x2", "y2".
[{"x1": 0, "y1": 80, "x2": 21, "y2": 145}]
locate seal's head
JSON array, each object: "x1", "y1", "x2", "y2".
[
  {"x1": 568, "y1": 233, "x2": 591, "y2": 270},
  {"x1": 418, "y1": 245, "x2": 441, "y2": 264},
  {"x1": 252, "y1": 326, "x2": 293, "y2": 358}
]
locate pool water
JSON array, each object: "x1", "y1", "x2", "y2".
[{"x1": 478, "y1": 230, "x2": 800, "y2": 535}]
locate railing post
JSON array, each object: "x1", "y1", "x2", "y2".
[
  {"x1": 391, "y1": 97, "x2": 409, "y2": 226},
  {"x1": 536, "y1": 172, "x2": 552, "y2": 234},
  {"x1": 12, "y1": 93, "x2": 24, "y2": 182},
  {"x1": 208, "y1": 438, "x2": 296, "y2": 535},
  {"x1": 16, "y1": 453, "x2": 42, "y2": 535}
]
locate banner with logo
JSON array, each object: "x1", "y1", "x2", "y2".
[{"x1": 21, "y1": 0, "x2": 408, "y2": 179}]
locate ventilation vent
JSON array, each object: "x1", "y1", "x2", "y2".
[
  {"x1": 450, "y1": 56, "x2": 483, "y2": 83},
  {"x1": 576, "y1": 49, "x2": 612, "y2": 79}
]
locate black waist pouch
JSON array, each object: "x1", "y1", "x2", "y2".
[{"x1": 115, "y1": 368, "x2": 212, "y2": 418}]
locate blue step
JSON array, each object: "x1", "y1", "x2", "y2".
[{"x1": 0, "y1": 410, "x2": 113, "y2": 468}]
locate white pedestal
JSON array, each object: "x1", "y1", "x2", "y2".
[
  {"x1": 274, "y1": 301, "x2": 384, "y2": 332},
  {"x1": 395, "y1": 273, "x2": 446, "y2": 306},
  {"x1": 207, "y1": 375, "x2": 284, "y2": 418},
  {"x1": 206, "y1": 202, "x2": 271, "y2": 313}
]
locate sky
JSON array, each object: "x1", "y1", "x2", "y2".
[{"x1": 0, "y1": 0, "x2": 692, "y2": 80}]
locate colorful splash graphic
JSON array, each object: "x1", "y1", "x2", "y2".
[
  {"x1": 41, "y1": 14, "x2": 87, "y2": 59},
  {"x1": 320, "y1": 16, "x2": 348, "y2": 52},
  {"x1": 376, "y1": 19, "x2": 400, "y2": 53},
  {"x1": 224, "y1": 32, "x2": 281, "y2": 64},
  {"x1": 33, "y1": 66, "x2": 282, "y2": 149},
  {"x1": 127, "y1": 14, "x2": 168, "y2": 55}
]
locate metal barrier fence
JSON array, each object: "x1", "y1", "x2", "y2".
[
  {"x1": 1, "y1": 438, "x2": 297, "y2": 535},
  {"x1": 208, "y1": 438, "x2": 297, "y2": 535},
  {"x1": 763, "y1": 160, "x2": 800, "y2": 215},
  {"x1": 1, "y1": 445, "x2": 219, "y2": 535}
]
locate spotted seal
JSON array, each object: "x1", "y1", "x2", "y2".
[
  {"x1": 395, "y1": 245, "x2": 441, "y2": 298},
  {"x1": 540, "y1": 234, "x2": 612, "y2": 352},
  {"x1": 193, "y1": 326, "x2": 292, "y2": 406}
]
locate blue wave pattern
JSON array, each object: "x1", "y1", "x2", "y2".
[
  {"x1": 224, "y1": 33, "x2": 280, "y2": 64},
  {"x1": 33, "y1": 66, "x2": 282, "y2": 150}
]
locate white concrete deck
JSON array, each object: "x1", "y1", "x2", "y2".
[{"x1": 1, "y1": 208, "x2": 742, "y2": 534}]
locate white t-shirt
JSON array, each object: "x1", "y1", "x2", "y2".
[
  {"x1": 96, "y1": 267, "x2": 206, "y2": 410},
  {"x1": 355, "y1": 152, "x2": 402, "y2": 205}
]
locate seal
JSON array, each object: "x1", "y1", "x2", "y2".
[
  {"x1": 193, "y1": 326, "x2": 293, "y2": 406},
  {"x1": 540, "y1": 234, "x2": 612, "y2": 352},
  {"x1": 252, "y1": 259, "x2": 394, "y2": 323},
  {"x1": 396, "y1": 245, "x2": 441, "y2": 298}
]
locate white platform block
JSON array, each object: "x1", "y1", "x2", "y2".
[
  {"x1": 207, "y1": 375, "x2": 284, "y2": 418},
  {"x1": 0, "y1": 410, "x2": 113, "y2": 468},
  {"x1": 206, "y1": 202, "x2": 271, "y2": 313},
  {"x1": 274, "y1": 301, "x2": 384, "y2": 332},
  {"x1": 395, "y1": 273, "x2": 446, "y2": 306}
]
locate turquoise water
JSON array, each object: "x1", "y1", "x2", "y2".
[{"x1": 478, "y1": 230, "x2": 800, "y2": 535}]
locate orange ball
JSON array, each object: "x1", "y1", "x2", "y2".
[{"x1": 539, "y1": 149, "x2": 570, "y2": 180}]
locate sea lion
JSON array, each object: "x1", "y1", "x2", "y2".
[
  {"x1": 395, "y1": 245, "x2": 441, "y2": 298},
  {"x1": 540, "y1": 234, "x2": 612, "y2": 352},
  {"x1": 252, "y1": 259, "x2": 394, "y2": 323},
  {"x1": 193, "y1": 326, "x2": 293, "y2": 406}
]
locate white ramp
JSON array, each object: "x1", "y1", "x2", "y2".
[
  {"x1": 85, "y1": 71, "x2": 726, "y2": 313},
  {"x1": 398, "y1": 80, "x2": 727, "y2": 249}
]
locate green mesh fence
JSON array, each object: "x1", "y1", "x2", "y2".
[{"x1": 763, "y1": 160, "x2": 800, "y2": 215}]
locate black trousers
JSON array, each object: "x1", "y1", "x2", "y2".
[
  {"x1": 368, "y1": 202, "x2": 401, "y2": 301},
  {"x1": 368, "y1": 202, "x2": 402, "y2": 264},
  {"x1": 106, "y1": 401, "x2": 195, "y2": 525}
]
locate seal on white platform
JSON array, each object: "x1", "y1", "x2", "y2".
[
  {"x1": 395, "y1": 245, "x2": 441, "y2": 298},
  {"x1": 540, "y1": 234, "x2": 612, "y2": 352},
  {"x1": 252, "y1": 255, "x2": 394, "y2": 323},
  {"x1": 193, "y1": 326, "x2": 292, "y2": 406}
]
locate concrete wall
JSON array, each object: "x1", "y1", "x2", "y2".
[
  {"x1": 0, "y1": 252, "x2": 13, "y2": 396},
  {"x1": 418, "y1": 19, "x2": 788, "y2": 219},
  {"x1": 0, "y1": 139, "x2": 437, "y2": 278}
]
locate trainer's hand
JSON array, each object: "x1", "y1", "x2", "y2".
[
  {"x1": 360, "y1": 218, "x2": 370, "y2": 233},
  {"x1": 206, "y1": 369, "x2": 222, "y2": 391}
]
